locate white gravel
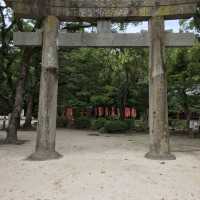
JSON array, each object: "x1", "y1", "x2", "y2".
[{"x1": 0, "y1": 129, "x2": 200, "y2": 200}]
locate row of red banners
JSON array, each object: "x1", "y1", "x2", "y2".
[{"x1": 64, "y1": 107, "x2": 136, "y2": 121}]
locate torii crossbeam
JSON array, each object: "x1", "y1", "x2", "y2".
[
  {"x1": 5, "y1": 0, "x2": 199, "y2": 161},
  {"x1": 14, "y1": 31, "x2": 195, "y2": 48},
  {"x1": 5, "y1": 0, "x2": 199, "y2": 21}
]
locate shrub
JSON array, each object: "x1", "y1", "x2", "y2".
[
  {"x1": 56, "y1": 116, "x2": 68, "y2": 128},
  {"x1": 134, "y1": 120, "x2": 148, "y2": 132},
  {"x1": 99, "y1": 127, "x2": 106, "y2": 133},
  {"x1": 74, "y1": 116, "x2": 91, "y2": 129},
  {"x1": 125, "y1": 119, "x2": 135, "y2": 129},
  {"x1": 92, "y1": 118, "x2": 107, "y2": 130},
  {"x1": 169, "y1": 119, "x2": 187, "y2": 130},
  {"x1": 104, "y1": 120, "x2": 129, "y2": 133}
]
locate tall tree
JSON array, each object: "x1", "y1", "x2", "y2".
[
  {"x1": 167, "y1": 46, "x2": 200, "y2": 130},
  {"x1": 6, "y1": 48, "x2": 32, "y2": 143},
  {"x1": 0, "y1": 2, "x2": 18, "y2": 114},
  {"x1": 3, "y1": 11, "x2": 41, "y2": 143},
  {"x1": 23, "y1": 49, "x2": 41, "y2": 129}
]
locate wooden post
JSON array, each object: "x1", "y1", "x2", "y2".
[
  {"x1": 145, "y1": 16, "x2": 175, "y2": 160},
  {"x1": 28, "y1": 16, "x2": 62, "y2": 160}
]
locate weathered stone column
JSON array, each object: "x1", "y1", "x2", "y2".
[
  {"x1": 97, "y1": 20, "x2": 111, "y2": 33},
  {"x1": 145, "y1": 16, "x2": 175, "y2": 160},
  {"x1": 28, "y1": 16, "x2": 62, "y2": 161}
]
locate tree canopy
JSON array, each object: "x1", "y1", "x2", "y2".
[{"x1": 0, "y1": 0, "x2": 199, "y2": 128}]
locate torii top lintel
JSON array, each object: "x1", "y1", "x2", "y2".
[{"x1": 5, "y1": 0, "x2": 199, "y2": 21}]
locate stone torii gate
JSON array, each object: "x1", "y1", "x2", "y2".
[{"x1": 6, "y1": 0, "x2": 199, "y2": 161}]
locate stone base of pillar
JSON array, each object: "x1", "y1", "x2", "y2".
[
  {"x1": 27, "y1": 151, "x2": 62, "y2": 161},
  {"x1": 145, "y1": 152, "x2": 176, "y2": 160}
]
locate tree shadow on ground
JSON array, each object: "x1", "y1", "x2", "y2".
[
  {"x1": 88, "y1": 133, "x2": 100, "y2": 136},
  {"x1": 0, "y1": 139, "x2": 29, "y2": 145},
  {"x1": 173, "y1": 149, "x2": 200, "y2": 153}
]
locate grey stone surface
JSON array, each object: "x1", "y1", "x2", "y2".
[
  {"x1": 97, "y1": 21, "x2": 112, "y2": 33},
  {"x1": 147, "y1": 16, "x2": 175, "y2": 160},
  {"x1": 29, "y1": 16, "x2": 61, "y2": 161},
  {"x1": 14, "y1": 31, "x2": 196, "y2": 48},
  {"x1": 5, "y1": 0, "x2": 198, "y2": 21}
]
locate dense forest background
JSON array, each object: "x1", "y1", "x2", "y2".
[{"x1": 0, "y1": 1, "x2": 200, "y2": 140}]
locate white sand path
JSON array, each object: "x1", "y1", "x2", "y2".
[{"x1": 0, "y1": 129, "x2": 200, "y2": 200}]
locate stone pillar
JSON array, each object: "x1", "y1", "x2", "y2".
[
  {"x1": 28, "y1": 16, "x2": 62, "y2": 161},
  {"x1": 145, "y1": 16, "x2": 175, "y2": 160},
  {"x1": 97, "y1": 20, "x2": 111, "y2": 33}
]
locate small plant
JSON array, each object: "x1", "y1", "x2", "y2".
[
  {"x1": 56, "y1": 116, "x2": 68, "y2": 128},
  {"x1": 125, "y1": 119, "x2": 135, "y2": 129},
  {"x1": 92, "y1": 118, "x2": 107, "y2": 130},
  {"x1": 74, "y1": 116, "x2": 91, "y2": 129},
  {"x1": 104, "y1": 120, "x2": 129, "y2": 133}
]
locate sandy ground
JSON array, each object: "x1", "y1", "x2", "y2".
[{"x1": 0, "y1": 129, "x2": 200, "y2": 200}]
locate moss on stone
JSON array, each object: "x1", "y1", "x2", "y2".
[{"x1": 156, "y1": 6, "x2": 173, "y2": 16}]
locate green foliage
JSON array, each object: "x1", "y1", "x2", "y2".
[
  {"x1": 92, "y1": 118, "x2": 134, "y2": 133},
  {"x1": 0, "y1": 5, "x2": 41, "y2": 116},
  {"x1": 92, "y1": 118, "x2": 107, "y2": 130},
  {"x1": 134, "y1": 120, "x2": 148, "y2": 132},
  {"x1": 90, "y1": 95, "x2": 110, "y2": 106},
  {"x1": 125, "y1": 119, "x2": 135, "y2": 129},
  {"x1": 58, "y1": 48, "x2": 148, "y2": 120},
  {"x1": 169, "y1": 120, "x2": 187, "y2": 130},
  {"x1": 104, "y1": 120, "x2": 129, "y2": 133},
  {"x1": 1, "y1": 3, "x2": 200, "y2": 128},
  {"x1": 194, "y1": 5, "x2": 200, "y2": 35},
  {"x1": 98, "y1": 127, "x2": 106, "y2": 134},
  {"x1": 74, "y1": 116, "x2": 91, "y2": 129},
  {"x1": 167, "y1": 46, "x2": 200, "y2": 115},
  {"x1": 56, "y1": 116, "x2": 68, "y2": 128}
]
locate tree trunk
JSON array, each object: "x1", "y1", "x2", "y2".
[
  {"x1": 186, "y1": 111, "x2": 191, "y2": 132},
  {"x1": 182, "y1": 91, "x2": 191, "y2": 134},
  {"x1": 143, "y1": 109, "x2": 149, "y2": 131},
  {"x1": 145, "y1": 16, "x2": 175, "y2": 160},
  {"x1": 2, "y1": 117, "x2": 6, "y2": 130},
  {"x1": 23, "y1": 94, "x2": 33, "y2": 129},
  {"x1": 5, "y1": 48, "x2": 32, "y2": 144}
]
